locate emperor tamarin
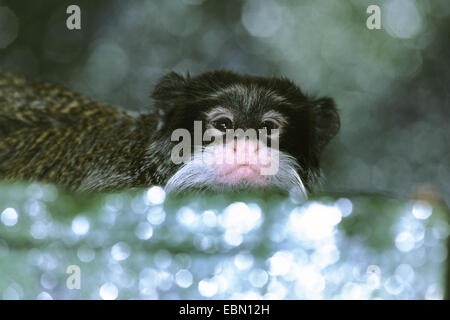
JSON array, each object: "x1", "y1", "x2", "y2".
[{"x1": 0, "y1": 69, "x2": 340, "y2": 196}]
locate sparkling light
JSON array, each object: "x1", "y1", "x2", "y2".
[
  {"x1": 157, "y1": 271, "x2": 173, "y2": 291},
  {"x1": 425, "y1": 284, "x2": 443, "y2": 300},
  {"x1": 77, "y1": 246, "x2": 96, "y2": 263},
  {"x1": 234, "y1": 252, "x2": 254, "y2": 270},
  {"x1": 296, "y1": 266, "x2": 325, "y2": 294},
  {"x1": 224, "y1": 230, "x2": 243, "y2": 247},
  {"x1": 221, "y1": 202, "x2": 262, "y2": 234},
  {"x1": 40, "y1": 272, "x2": 58, "y2": 290},
  {"x1": 395, "y1": 232, "x2": 415, "y2": 252},
  {"x1": 139, "y1": 268, "x2": 159, "y2": 293},
  {"x1": 384, "y1": 275, "x2": 404, "y2": 295},
  {"x1": 36, "y1": 291, "x2": 53, "y2": 300},
  {"x1": 154, "y1": 250, "x2": 172, "y2": 269},
  {"x1": 1, "y1": 207, "x2": 18, "y2": 226},
  {"x1": 177, "y1": 206, "x2": 199, "y2": 228},
  {"x1": 340, "y1": 282, "x2": 371, "y2": 299},
  {"x1": 288, "y1": 202, "x2": 342, "y2": 241},
  {"x1": 175, "y1": 269, "x2": 193, "y2": 288},
  {"x1": 366, "y1": 273, "x2": 381, "y2": 290},
  {"x1": 71, "y1": 216, "x2": 90, "y2": 236},
  {"x1": 99, "y1": 282, "x2": 119, "y2": 300},
  {"x1": 146, "y1": 206, "x2": 166, "y2": 225},
  {"x1": 111, "y1": 242, "x2": 131, "y2": 261},
  {"x1": 335, "y1": 198, "x2": 353, "y2": 217},
  {"x1": 135, "y1": 222, "x2": 153, "y2": 240},
  {"x1": 412, "y1": 201, "x2": 432, "y2": 220},
  {"x1": 395, "y1": 264, "x2": 415, "y2": 285},
  {"x1": 268, "y1": 251, "x2": 293, "y2": 276},
  {"x1": 146, "y1": 186, "x2": 166, "y2": 205},
  {"x1": 201, "y1": 210, "x2": 217, "y2": 227},
  {"x1": 248, "y1": 269, "x2": 268, "y2": 288},
  {"x1": 30, "y1": 221, "x2": 50, "y2": 240},
  {"x1": 266, "y1": 280, "x2": 287, "y2": 299},
  {"x1": 198, "y1": 279, "x2": 218, "y2": 297}
]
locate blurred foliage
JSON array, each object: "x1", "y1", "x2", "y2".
[{"x1": 0, "y1": 182, "x2": 449, "y2": 299}]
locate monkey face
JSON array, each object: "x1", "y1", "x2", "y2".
[
  {"x1": 150, "y1": 70, "x2": 340, "y2": 197},
  {"x1": 201, "y1": 105, "x2": 285, "y2": 187}
]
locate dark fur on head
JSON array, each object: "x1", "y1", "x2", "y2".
[{"x1": 147, "y1": 70, "x2": 340, "y2": 195}]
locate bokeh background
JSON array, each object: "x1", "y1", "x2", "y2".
[{"x1": 0, "y1": 0, "x2": 449, "y2": 300}]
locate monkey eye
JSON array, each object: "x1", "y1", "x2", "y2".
[
  {"x1": 212, "y1": 117, "x2": 233, "y2": 132},
  {"x1": 261, "y1": 120, "x2": 279, "y2": 132}
]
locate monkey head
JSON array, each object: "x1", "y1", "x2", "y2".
[{"x1": 148, "y1": 70, "x2": 340, "y2": 198}]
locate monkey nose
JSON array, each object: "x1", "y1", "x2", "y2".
[{"x1": 233, "y1": 138, "x2": 259, "y2": 154}]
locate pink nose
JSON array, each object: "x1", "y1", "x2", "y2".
[
  {"x1": 212, "y1": 138, "x2": 269, "y2": 186},
  {"x1": 232, "y1": 139, "x2": 259, "y2": 163}
]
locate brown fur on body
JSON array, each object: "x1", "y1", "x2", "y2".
[{"x1": 0, "y1": 70, "x2": 159, "y2": 191}]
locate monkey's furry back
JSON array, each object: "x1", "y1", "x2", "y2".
[{"x1": 0, "y1": 69, "x2": 159, "y2": 191}]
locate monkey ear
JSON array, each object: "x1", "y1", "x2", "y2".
[
  {"x1": 310, "y1": 97, "x2": 340, "y2": 152},
  {"x1": 151, "y1": 72, "x2": 188, "y2": 106}
]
